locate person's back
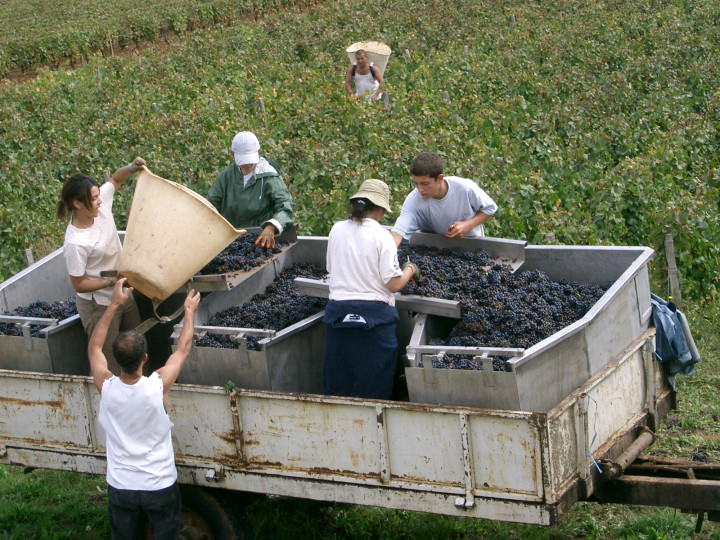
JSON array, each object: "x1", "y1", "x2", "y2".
[
  {"x1": 99, "y1": 372, "x2": 175, "y2": 490},
  {"x1": 88, "y1": 279, "x2": 200, "y2": 539}
]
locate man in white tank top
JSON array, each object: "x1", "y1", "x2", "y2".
[
  {"x1": 344, "y1": 49, "x2": 384, "y2": 102},
  {"x1": 88, "y1": 279, "x2": 200, "y2": 539}
]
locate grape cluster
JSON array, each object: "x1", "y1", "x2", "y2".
[
  {"x1": 198, "y1": 232, "x2": 284, "y2": 275},
  {"x1": 398, "y1": 245, "x2": 610, "y2": 371},
  {"x1": 0, "y1": 297, "x2": 78, "y2": 337},
  {"x1": 198, "y1": 263, "x2": 328, "y2": 350}
]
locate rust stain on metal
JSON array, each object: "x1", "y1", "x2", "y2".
[
  {"x1": 349, "y1": 449, "x2": 360, "y2": 469},
  {"x1": 308, "y1": 466, "x2": 377, "y2": 478},
  {"x1": 0, "y1": 396, "x2": 62, "y2": 408},
  {"x1": 246, "y1": 461, "x2": 284, "y2": 469},
  {"x1": 528, "y1": 412, "x2": 548, "y2": 429},
  {"x1": 219, "y1": 432, "x2": 238, "y2": 444}
]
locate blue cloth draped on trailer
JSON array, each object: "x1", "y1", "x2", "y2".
[{"x1": 650, "y1": 293, "x2": 701, "y2": 390}]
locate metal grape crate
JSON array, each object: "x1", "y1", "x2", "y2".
[
  {"x1": 176, "y1": 237, "x2": 330, "y2": 392},
  {"x1": 0, "y1": 247, "x2": 88, "y2": 375},
  {"x1": 404, "y1": 236, "x2": 654, "y2": 412},
  {"x1": 186, "y1": 225, "x2": 299, "y2": 293},
  {"x1": 293, "y1": 233, "x2": 526, "y2": 319}
]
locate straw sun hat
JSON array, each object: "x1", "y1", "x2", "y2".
[{"x1": 350, "y1": 179, "x2": 391, "y2": 212}]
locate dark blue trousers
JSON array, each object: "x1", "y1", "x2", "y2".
[{"x1": 323, "y1": 300, "x2": 399, "y2": 399}]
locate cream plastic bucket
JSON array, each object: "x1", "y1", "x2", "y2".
[
  {"x1": 346, "y1": 41, "x2": 392, "y2": 76},
  {"x1": 117, "y1": 168, "x2": 246, "y2": 302}
]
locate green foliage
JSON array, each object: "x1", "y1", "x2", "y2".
[
  {"x1": 0, "y1": 0, "x2": 305, "y2": 76},
  {"x1": 2, "y1": 0, "x2": 720, "y2": 298},
  {"x1": 653, "y1": 299, "x2": 720, "y2": 460},
  {"x1": 2, "y1": 465, "x2": 718, "y2": 538}
]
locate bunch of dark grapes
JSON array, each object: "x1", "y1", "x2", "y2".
[
  {"x1": 0, "y1": 297, "x2": 78, "y2": 337},
  {"x1": 198, "y1": 263, "x2": 328, "y2": 350},
  {"x1": 198, "y1": 232, "x2": 284, "y2": 275},
  {"x1": 398, "y1": 245, "x2": 610, "y2": 371}
]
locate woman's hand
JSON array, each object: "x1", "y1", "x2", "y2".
[{"x1": 127, "y1": 157, "x2": 147, "y2": 173}]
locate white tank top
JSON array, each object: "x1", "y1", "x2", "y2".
[
  {"x1": 353, "y1": 63, "x2": 380, "y2": 98},
  {"x1": 99, "y1": 372, "x2": 177, "y2": 490}
]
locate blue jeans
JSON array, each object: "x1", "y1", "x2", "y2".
[{"x1": 107, "y1": 482, "x2": 181, "y2": 540}]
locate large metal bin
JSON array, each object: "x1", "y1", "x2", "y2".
[
  {"x1": 0, "y1": 247, "x2": 88, "y2": 375},
  {"x1": 186, "y1": 225, "x2": 299, "y2": 294},
  {"x1": 404, "y1": 236, "x2": 654, "y2": 412},
  {"x1": 0, "y1": 328, "x2": 675, "y2": 526},
  {"x1": 0, "y1": 231, "x2": 690, "y2": 527},
  {"x1": 176, "y1": 238, "x2": 331, "y2": 392}
]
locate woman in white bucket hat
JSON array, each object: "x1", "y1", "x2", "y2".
[
  {"x1": 323, "y1": 179, "x2": 420, "y2": 399},
  {"x1": 208, "y1": 131, "x2": 295, "y2": 249}
]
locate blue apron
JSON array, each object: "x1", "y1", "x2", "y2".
[{"x1": 323, "y1": 300, "x2": 399, "y2": 399}]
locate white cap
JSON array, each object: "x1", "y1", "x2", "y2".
[{"x1": 231, "y1": 131, "x2": 260, "y2": 165}]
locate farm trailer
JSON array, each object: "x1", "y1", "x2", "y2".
[{"x1": 0, "y1": 235, "x2": 719, "y2": 538}]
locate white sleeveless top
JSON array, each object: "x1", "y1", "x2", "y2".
[
  {"x1": 99, "y1": 372, "x2": 177, "y2": 490},
  {"x1": 353, "y1": 63, "x2": 380, "y2": 99}
]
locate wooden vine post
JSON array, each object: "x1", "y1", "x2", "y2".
[
  {"x1": 664, "y1": 233, "x2": 682, "y2": 308},
  {"x1": 382, "y1": 91, "x2": 391, "y2": 113},
  {"x1": 24, "y1": 249, "x2": 34, "y2": 268}
]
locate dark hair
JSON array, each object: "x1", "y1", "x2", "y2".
[
  {"x1": 112, "y1": 331, "x2": 148, "y2": 373},
  {"x1": 409, "y1": 152, "x2": 444, "y2": 179},
  {"x1": 56, "y1": 173, "x2": 100, "y2": 220},
  {"x1": 354, "y1": 49, "x2": 367, "y2": 58},
  {"x1": 349, "y1": 198, "x2": 381, "y2": 223}
]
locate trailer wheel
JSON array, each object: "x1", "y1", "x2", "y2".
[{"x1": 177, "y1": 485, "x2": 254, "y2": 540}]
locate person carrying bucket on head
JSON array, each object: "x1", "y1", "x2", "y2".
[{"x1": 345, "y1": 49, "x2": 384, "y2": 103}]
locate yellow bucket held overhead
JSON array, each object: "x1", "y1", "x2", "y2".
[
  {"x1": 346, "y1": 41, "x2": 392, "y2": 76},
  {"x1": 117, "y1": 168, "x2": 246, "y2": 302}
]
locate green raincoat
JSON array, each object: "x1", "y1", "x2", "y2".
[{"x1": 208, "y1": 157, "x2": 295, "y2": 232}]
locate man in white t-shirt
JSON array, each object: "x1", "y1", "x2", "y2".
[
  {"x1": 88, "y1": 278, "x2": 200, "y2": 539},
  {"x1": 390, "y1": 152, "x2": 498, "y2": 247}
]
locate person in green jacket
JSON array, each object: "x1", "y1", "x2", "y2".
[{"x1": 208, "y1": 131, "x2": 295, "y2": 249}]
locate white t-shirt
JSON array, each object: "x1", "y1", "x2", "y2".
[
  {"x1": 391, "y1": 176, "x2": 498, "y2": 240},
  {"x1": 63, "y1": 182, "x2": 122, "y2": 306},
  {"x1": 327, "y1": 218, "x2": 403, "y2": 306},
  {"x1": 99, "y1": 372, "x2": 177, "y2": 491}
]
